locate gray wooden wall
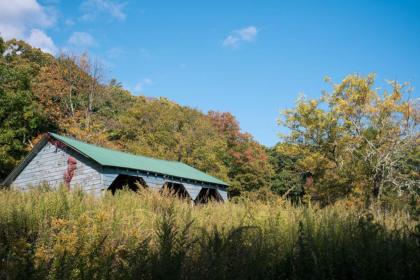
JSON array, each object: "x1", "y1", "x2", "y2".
[
  {"x1": 12, "y1": 142, "x2": 103, "y2": 194},
  {"x1": 11, "y1": 141, "x2": 228, "y2": 201}
]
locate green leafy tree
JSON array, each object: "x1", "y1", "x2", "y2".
[
  {"x1": 0, "y1": 38, "x2": 54, "y2": 180},
  {"x1": 268, "y1": 145, "x2": 303, "y2": 201}
]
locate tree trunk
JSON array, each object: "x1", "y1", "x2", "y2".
[{"x1": 372, "y1": 173, "x2": 382, "y2": 200}]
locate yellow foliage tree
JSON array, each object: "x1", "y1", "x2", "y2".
[{"x1": 279, "y1": 74, "x2": 419, "y2": 203}]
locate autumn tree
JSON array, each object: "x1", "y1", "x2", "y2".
[
  {"x1": 112, "y1": 98, "x2": 230, "y2": 181},
  {"x1": 32, "y1": 54, "x2": 97, "y2": 129},
  {"x1": 208, "y1": 112, "x2": 272, "y2": 196},
  {"x1": 279, "y1": 74, "x2": 419, "y2": 204}
]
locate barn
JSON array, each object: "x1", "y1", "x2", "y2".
[{"x1": 2, "y1": 133, "x2": 229, "y2": 202}]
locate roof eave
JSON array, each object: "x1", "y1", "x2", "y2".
[{"x1": 101, "y1": 164, "x2": 229, "y2": 188}]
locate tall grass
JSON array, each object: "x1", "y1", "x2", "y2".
[{"x1": 0, "y1": 186, "x2": 418, "y2": 280}]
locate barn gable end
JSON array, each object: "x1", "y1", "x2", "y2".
[{"x1": 11, "y1": 140, "x2": 103, "y2": 194}]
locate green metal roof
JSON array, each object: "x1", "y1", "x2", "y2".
[{"x1": 49, "y1": 133, "x2": 228, "y2": 186}]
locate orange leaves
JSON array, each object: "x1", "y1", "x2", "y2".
[{"x1": 207, "y1": 111, "x2": 272, "y2": 193}]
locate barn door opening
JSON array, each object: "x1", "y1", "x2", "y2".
[
  {"x1": 161, "y1": 182, "x2": 191, "y2": 199},
  {"x1": 108, "y1": 174, "x2": 147, "y2": 195},
  {"x1": 195, "y1": 188, "x2": 223, "y2": 204}
]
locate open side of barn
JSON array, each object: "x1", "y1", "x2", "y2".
[{"x1": 3, "y1": 133, "x2": 229, "y2": 202}]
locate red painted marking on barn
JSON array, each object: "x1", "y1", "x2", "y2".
[{"x1": 64, "y1": 156, "x2": 77, "y2": 189}]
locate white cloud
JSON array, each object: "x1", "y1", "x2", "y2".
[
  {"x1": 0, "y1": 0, "x2": 57, "y2": 54},
  {"x1": 26, "y1": 29, "x2": 58, "y2": 54},
  {"x1": 0, "y1": 0, "x2": 54, "y2": 33},
  {"x1": 65, "y1": 19, "x2": 75, "y2": 27},
  {"x1": 134, "y1": 78, "x2": 153, "y2": 92},
  {"x1": 0, "y1": 24, "x2": 24, "y2": 40},
  {"x1": 68, "y1": 32, "x2": 97, "y2": 48},
  {"x1": 222, "y1": 35, "x2": 240, "y2": 48},
  {"x1": 223, "y1": 26, "x2": 258, "y2": 49},
  {"x1": 238, "y1": 26, "x2": 257, "y2": 41},
  {"x1": 80, "y1": 0, "x2": 126, "y2": 21}
]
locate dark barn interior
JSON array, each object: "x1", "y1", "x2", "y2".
[
  {"x1": 195, "y1": 187, "x2": 223, "y2": 204},
  {"x1": 108, "y1": 175, "x2": 224, "y2": 204},
  {"x1": 108, "y1": 175, "x2": 148, "y2": 194},
  {"x1": 161, "y1": 182, "x2": 190, "y2": 199}
]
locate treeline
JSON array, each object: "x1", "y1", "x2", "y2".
[{"x1": 0, "y1": 37, "x2": 418, "y2": 208}]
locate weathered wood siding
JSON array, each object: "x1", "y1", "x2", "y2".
[{"x1": 12, "y1": 142, "x2": 103, "y2": 194}]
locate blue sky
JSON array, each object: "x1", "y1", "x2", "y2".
[{"x1": 1, "y1": 0, "x2": 419, "y2": 146}]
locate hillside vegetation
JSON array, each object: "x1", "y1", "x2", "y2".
[
  {"x1": 0, "y1": 187, "x2": 418, "y2": 280},
  {"x1": 0, "y1": 38, "x2": 270, "y2": 196},
  {"x1": 0, "y1": 37, "x2": 418, "y2": 208}
]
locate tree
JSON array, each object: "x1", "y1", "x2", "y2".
[
  {"x1": 329, "y1": 75, "x2": 418, "y2": 200},
  {"x1": 208, "y1": 112, "x2": 272, "y2": 196},
  {"x1": 279, "y1": 74, "x2": 419, "y2": 204},
  {"x1": 112, "y1": 98, "x2": 230, "y2": 181},
  {"x1": 0, "y1": 38, "x2": 53, "y2": 180},
  {"x1": 268, "y1": 145, "x2": 303, "y2": 201}
]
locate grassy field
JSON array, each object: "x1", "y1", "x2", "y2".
[{"x1": 0, "y1": 187, "x2": 418, "y2": 280}]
